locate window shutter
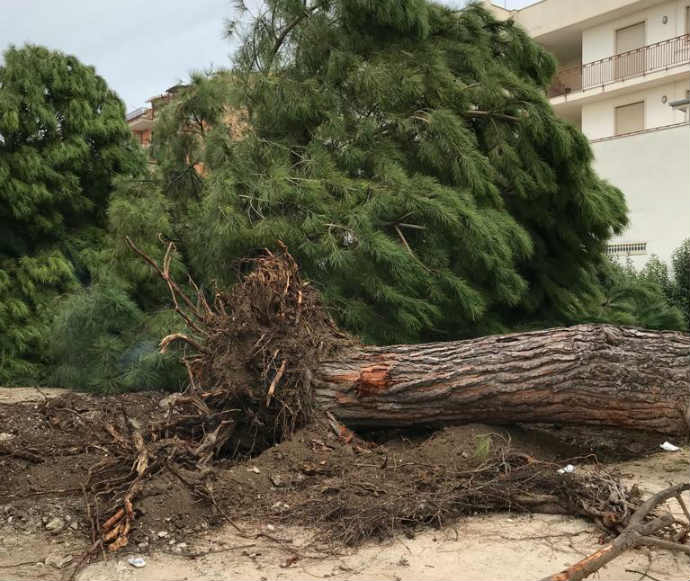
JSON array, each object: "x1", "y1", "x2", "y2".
[
  {"x1": 615, "y1": 22, "x2": 645, "y2": 78},
  {"x1": 615, "y1": 101, "x2": 644, "y2": 135},
  {"x1": 616, "y1": 22, "x2": 645, "y2": 53}
]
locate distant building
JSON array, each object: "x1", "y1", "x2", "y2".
[
  {"x1": 125, "y1": 81, "x2": 247, "y2": 176},
  {"x1": 126, "y1": 106, "x2": 153, "y2": 148},
  {"x1": 125, "y1": 84, "x2": 187, "y2": 149},
  {"x1": 487, "y1": 0, "x2": 690, "y2": 267}
]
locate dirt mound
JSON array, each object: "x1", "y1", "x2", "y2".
[{"x1": 2, "y1": 390, "x2": 688, "y2": 580}]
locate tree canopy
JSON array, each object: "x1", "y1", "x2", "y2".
[
  {"x1": 0, "y1": 45, "x2": 144, "y2": 381},
  {"x1": 4, "y1": 2, "x2": 684, "y2": 392},
  {"x1": 150, "y1": 0, "x2": 630, "y2": 344}
]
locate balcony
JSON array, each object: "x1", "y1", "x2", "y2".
[{"x1": 549, "y1": 34, "x2": 690, "y2": 98}]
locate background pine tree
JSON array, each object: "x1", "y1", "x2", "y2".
[{"x1": 0, "y1": 45, "x2": 145, "y2": 382}]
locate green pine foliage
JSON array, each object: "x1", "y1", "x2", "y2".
[
  {"x1": 3, "y1": 5, "x2": 683, "y2": 393},
  {"x1": 49, "y1": 277, "x2": 184, "y2": 393},
  {"x1": 670, "y1": 239, "x2": 690, "y2": 325},
  {"x1": 0, "y1": 45, "x2": 144, "y2": 383},
  {"x1": 592, "y1": 258, "x2": 686, "y2": 331},
  {"x1": 45, "y1": 174, "x2": 188, "y2": 393},
  {"x1": 638, "y1": 239, "x2": 690, "y2": 327},
  {"x1": 154, "y1": 1, "x2": 628, "y2": 343}
]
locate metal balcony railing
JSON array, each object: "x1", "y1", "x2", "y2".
[{"x1": 549, "y1": 34, "x2": 690, "y2": 98}]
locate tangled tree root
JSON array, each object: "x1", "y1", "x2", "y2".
[
  {"x1": 542, "y1": 482, "x2": 690, "y2": 581},
  {"x1": 77, "y1": 239, "x2": 349, "y2": 558},
  {"x1": 58, "y1": 239, "x2": 688, "y2": 580},
  {"x1": 127, "y1": 236, "x2": 349, "y2": 456}
]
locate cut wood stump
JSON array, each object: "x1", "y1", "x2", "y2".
[{"x1": 313, "y1": 325, "x2": 690, "y2": 435}]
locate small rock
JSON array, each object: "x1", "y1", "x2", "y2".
[
  {"x1": 159, "y1": 393, "x2": 182, "y2": 409},
  {"x1": 557, "y1": 464, "x2": 576, "y2": 474},
  {"x1": 128, "y1": 556, "x2": 147, "y2": 568},
  {"x1": 157, "y1": 530, "x2": 169, "y2": 538},
  {"x1": 248, "y1": 466, "x2": 261, "y2": 474},
  {"x1": 137, "y1": 541, "x2": 149, "y2": 549},
  {"x1": 69, "y1": 522, "x2": 79, "y2": 530},
  {"x1": 177, "y1": 542, "x2": 188, "y2": 549},
  {"x1": 271, "y1": 501, "x2": 290, "y2": 512},
  {"x1": 45, "y1": 554, "x2": 73, "y2": 569},
  {"x1": 45, "y1": 517, "x2": 65, "y2": 534},
  {"x1": 0, "y1": 432, "x2": 15, "y2": 443},
  {"x1": 266, "y1": 524, "x2": 275, "y2": 531}
]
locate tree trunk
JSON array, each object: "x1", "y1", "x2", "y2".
[{"x1": 313, "y1": 325, "x2": 690, "y2": 435}]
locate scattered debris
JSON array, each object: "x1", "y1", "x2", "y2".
[
  {"x1": 280, "y1": 555, "x2": 299, "y2": 568},
  {"x1": 542, "y1": 482, "x2": 690, "y2": 581},
  {"x1": 557, "y1": 464, "x2": 576, "y2": 474},
  {"x1": 45, "y1": 517, "x2": 65, "y2": 534},
  {"x1": 660, "y1": 441, "x2": 680, "y2": 452},
  {"x1": 127, "y1": 556, "x2": 147, "y2": 568},
  {"x1": 45, "y1": 553, "x2": 73, "y2": 569}
]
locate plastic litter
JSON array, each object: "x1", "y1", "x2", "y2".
[
  {"x1": 128, "y1": 557, "x2": 146, "y2": 568},
  {"x1": 557, "y1": 464, "x2": 576, "y2": 474},
  {"x1": 660, "y1": 441, "x2": 680, "y2": 452}
]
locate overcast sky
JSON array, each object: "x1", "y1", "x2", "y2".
[{"x1": 1, "y1": 0, "x2": 537, "y2": 113}]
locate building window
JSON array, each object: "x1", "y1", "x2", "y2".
[
  {"x1": 606, "y1": 242, "x2": 647, "y2": 257},
  {"x1": 615, "y1": 101, "x2": 644, "y2": 135},
  {"x1": 615, "y1": 22, "x2": 646, "y2": 79}
]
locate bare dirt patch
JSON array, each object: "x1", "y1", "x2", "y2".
[{"x1": 1, "y1": 387, "x2": 688, "y2": 580}]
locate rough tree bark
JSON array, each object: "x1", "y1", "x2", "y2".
[{"x1": 313, "y1": 325, "x2": 690, "y2": 435}]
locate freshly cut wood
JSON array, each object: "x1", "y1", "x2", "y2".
[{"x1": 313, "y1": 325, "x2": 690, "y2": 435}]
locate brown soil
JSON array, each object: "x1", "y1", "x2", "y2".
[{"x1": 1, "y1": 388, "x2": 688, "y2": 581}]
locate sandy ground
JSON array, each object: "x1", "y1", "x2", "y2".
[
  {"x1": 1, "y1": 387, "x2": 688, "y2": 581},
  {"x1": 0, "y1": 387, "x2": 69, "y2": 404}
]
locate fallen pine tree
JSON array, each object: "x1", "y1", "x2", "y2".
[
  {"x1": 127, "y1": 238, "x2": 690, "y2": 441},
  {"x1": 313, "y1": 324, "x2": 690, "y2": 435},
  {"x1": 35, "y1": 239, "x2": 686, "y2": 579}
]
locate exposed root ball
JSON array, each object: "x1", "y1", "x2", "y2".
[{"x1": 128, "y1": 237, "x2": 349, "y2": 459}]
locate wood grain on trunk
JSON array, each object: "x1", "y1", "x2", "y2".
[{"x1": 313, "y1": 325, "x2": 690, "y2": 435}]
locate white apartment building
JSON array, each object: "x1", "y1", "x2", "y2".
[{"x1": 487, "y1": 0, "x2": 690, "y2": 268}]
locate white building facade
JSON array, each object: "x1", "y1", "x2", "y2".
[{"x1": 487, "y1": 0, "x2": 690, "y2": 268}]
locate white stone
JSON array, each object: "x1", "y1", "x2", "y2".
[{"x1": 45, "y1": 517, "x2": 65, "y2": 533}]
